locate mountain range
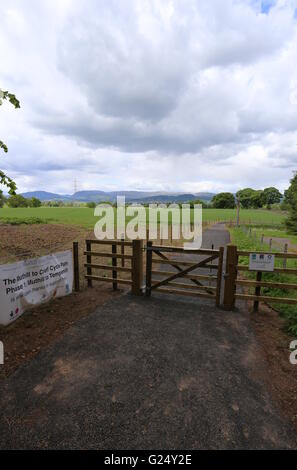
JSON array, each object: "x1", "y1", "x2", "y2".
[{"x1": 20, "y1": 190, "x2": 216, "y2": 203}]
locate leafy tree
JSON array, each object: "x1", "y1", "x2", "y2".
[
  {"x1": 250, "y1": 190, "x2": 264, "y2": 208},
  {"x1": 236, "y1": 188, "x2": 255, "y2": 208},
  {"x1": 211, "y1": 192, "x2": 235, "y2": 209},
  {"x1": 0, "y1": 89, "x2": 20, "y2": 195},
  {"x1": 0, "y1": 189, "x2": 6, "y2": 208},
  {"x1": 262, "y1": 187, "x2": 282, "y2": 206},
  {"x1": 45, "y1": 200, "x2": 64, "y2": 207},
  {"x1": 285, "y1": 172, "x2": 297, "y2": 233},
  {"x1": 7, "y1": 194, "x2": 28, "y2": 208},
  {"x1": 236, "y1": 188, "x2": 265, "y2": 209},
  {"x1": 188, "y1": 199, "x2": 208, "y2": 209},
  {"x1": 86, "y1": 201, "x2": 96, "y2": 208},
  {"x1": 29, "y1": 197, "x2": 42, "y2": 207}
]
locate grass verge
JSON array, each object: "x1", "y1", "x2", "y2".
[{"x1": 229, "y1": 227, "x2": 297, "y2": 336}]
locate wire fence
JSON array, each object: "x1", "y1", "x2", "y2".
[{"x1": 239, "y1": 225, "x2": 293, "y2": 268}]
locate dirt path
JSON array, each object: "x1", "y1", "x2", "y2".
[{"x1": 0, "y1": 225, "x2": 296, "y2": 449}]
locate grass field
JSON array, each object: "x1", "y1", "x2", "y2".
[{"x1": 0, "y1": 206, "x2": 287, "y2": 229}]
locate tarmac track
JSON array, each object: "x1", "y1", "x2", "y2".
[{"x1": 0, "y1": 225, "x2": 295, "y2": 449}]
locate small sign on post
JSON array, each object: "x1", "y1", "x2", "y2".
[{"x1": 249, "y1": 253, "x2": 275, "y2": 272}]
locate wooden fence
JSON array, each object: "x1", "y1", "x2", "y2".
[
  {"x1": 84, "y1": 239, "x2": 143, "y2": 295},
  {"x1": 223, "y1": 245, "x2": 297, "y2": 310}
]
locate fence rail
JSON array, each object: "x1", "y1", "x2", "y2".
[
  {"x1": 84, "y1": 239, "x2": 143, "y2": 294},
  {"x1": 223, "y1": 245, "x2": 297, "y2": 311}
]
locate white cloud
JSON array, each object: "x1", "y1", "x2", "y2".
[{"x1": 0, "y1": 0, "x2": 297, "y2": 194}]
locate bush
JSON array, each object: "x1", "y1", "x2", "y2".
[
  {"x1": 211, "y1": 192, "x2": 235, "y2": 209},
  {"x1": 28, "y1": 197, "x2": 41, "y2": 207},
  {"x1": 7, "y1": 194, "x2": 28, "y2": 208},
  {"x1": 0, "y1": 217, "x2": 48, "y2": 225},
  {"x1": 285, "y1": 172, "x2": 297, "y2": 233},
  {"x1": 0, "y1": 190, "x2": 6, "y2": 208},
  {"x1": 86, "y1": 201, "x2": 97, "y2": 208},
  {"x1": 188, "y1": 199, "x2": 208, "y2": 209}
]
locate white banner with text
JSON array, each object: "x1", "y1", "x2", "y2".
[{"x1": 0, "y1": 250, "x2": 73, "y2": 325}]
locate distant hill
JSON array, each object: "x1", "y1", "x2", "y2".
[
  {"x1": 21, "y1": 190, "x2": 216, "y2": 203},
  {"x1": 194, "y1": 192, "x2": 215, "y2": 201},
  {"x1": 21, "y1": 191, "x2": 71, "y2": 201},
  {"x1": 131, "y1": 194, "x2": 197, "y2": 203}
]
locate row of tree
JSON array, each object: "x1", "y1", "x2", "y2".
[
  {"x1": 0, "y1": 192, "x2": 41, "y2": 208},
  {"x1": 0, "y1": 189, "x2": 283, "y2": 210},
  {"x1": 210, "y1": 187, "x2": 282, "y2": 209}
]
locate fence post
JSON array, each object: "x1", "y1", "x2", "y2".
[
  {"x1": 146, "y1": 241, "x2": 152, "y2": 297},
  {"x1": 283, "y1": 243, "x2": 288, "y2": 269},
  {"x1": 253, "y1": 271, "x2": 262, "y2": 312},
  {"x1": 131, "y1": 239, "x2": 143, "y2": 295},
  {"x1": 73, "y1": 241, "x2": 80, "y2": 292},
  {"x1": 112, "y1": 243, "x2": 118, "y2": 291},
  {"x1": 121, "y1": 237, "x2": 125, "y2": 268},
  {"x1": 216, "y1": 246, "x2": 224, "y2": 307},
  {"x1": 223, "y1": 245, "x2": 238, "y2": 310},
  {"x1": 86, "y1": 240, "x2": 92, "y2": 288},
  {"x1": 269, "y1": 238, "x2": 272, "y2": 251}
]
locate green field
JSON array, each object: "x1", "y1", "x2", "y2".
[
  {"x1": 252, "y1": 227, "x2": 297, "y2": 246},
  {"x1": 0, "y1": 207, "x2": 287, "y2": 229}
]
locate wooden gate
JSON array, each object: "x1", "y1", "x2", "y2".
[{"x1": 145, "y1": 242, "x2": 224, "y2": 306}]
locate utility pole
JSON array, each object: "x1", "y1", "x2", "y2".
[{"x1": 236, "y1": 196, "x2": 240, "y2": 227}]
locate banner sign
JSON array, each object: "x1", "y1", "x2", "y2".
[
  {"x1": 0, "y1": 250, "x2": 73, "y2": 326},
  {"x1": 249, "y1": 253, "x2": 275, "y2": 272}
]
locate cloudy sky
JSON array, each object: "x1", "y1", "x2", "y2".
[{"x1": 1, "y1": 0, "x2": 297, "y2": 195}]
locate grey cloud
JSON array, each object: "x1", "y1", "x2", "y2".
[
  {"x1": 1, "y1": 0, "x2": 297, "y2": 194},
  {"x1": 57, "y1": 0, "x2": 188, "y2": 122}
]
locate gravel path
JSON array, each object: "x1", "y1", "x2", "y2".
[{"x1": 0, "y1": 224, "x2": 295, "y2": 449}]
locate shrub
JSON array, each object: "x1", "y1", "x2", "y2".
[{"x1": 7, "y1": 194, "x2": 28, "y2": 208}]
